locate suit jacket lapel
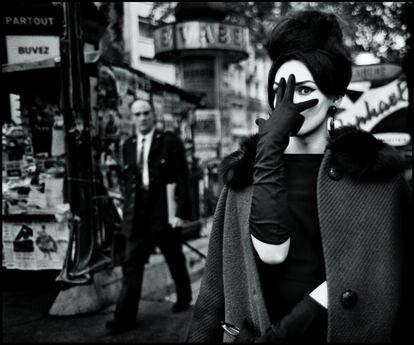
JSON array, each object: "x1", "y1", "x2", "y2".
[
  {"x1": 148, "y1": 129, "x2": 163, "y2": 158},
  {"x1": 125, "y1": 135, "x2": 137, "y2": 167}
]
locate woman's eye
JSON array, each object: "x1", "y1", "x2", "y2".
[{"x1": 297, "y1": 86, "x2": 314, "y2": 95}]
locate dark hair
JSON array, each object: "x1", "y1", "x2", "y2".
[
  {"x1": 266, "y1": 10, "x2": 352, "y2": 109},
  {"x1": 107, "y1": 164, "x2": 121, "y2": 188}
]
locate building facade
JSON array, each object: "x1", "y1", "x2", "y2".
[{"x1": 121, "y1": 2, "x2": 270, "y2": 161}]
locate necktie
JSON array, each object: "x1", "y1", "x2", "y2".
[
  {"x1": 139, "y1": 137, "x2": 145, "y2": 167},
  {"x1": 138, "y1": 137, "x2": 145, "y2": 184}
]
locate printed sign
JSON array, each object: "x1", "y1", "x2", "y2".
[
  {"x1": 2, "y1": 220, "x2": 69, "y2": 270},
  {"x1": 194, "y1": 109, "x2": 220, "y2": 136},
  {"x1": 2, "y1": 6, "x2": 62, "y2": 64},
  {"x1": 153, "y1": 24, "x2": 174, "y2": 54},
  {"x1": 337, "y1": 67, "x2": 410, "y2": 148},
  {"x1": 175, "y1": 22, "x2": 246, "y2": 50},
  {"x1": 351, "y1": 64, "x2": 402, "y2": 82},
  {"x1": 337, "y1": 78, "x2": 408, "y2": 131},
  {"x1": 5, "y1": 160, "x2": 23, "y2": 178},
  {"x1": 154, "y1": 21, "x2": 249, "y2": 59},
  {"x1": 193, "y1": 109, "x2": 221, "y2": 160},
  {"x1": 182, "y1": 57, "x2": 216, "y2": 108},
  {"x1": 6, "y1": 35, "x2": 60, "y2": 64},
  {"x1": 2, "y1": 6, "x2": 62, "y2": 35},
  {"x1": 373, "y1": 133, "x2": 411, "y2": 147}
]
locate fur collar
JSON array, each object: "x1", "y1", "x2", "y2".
[{"x1": 220, "y1": 126, "x2": 405, "y2": 190}]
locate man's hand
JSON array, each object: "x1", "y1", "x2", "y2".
[{"x1": 170, "y1": 216, "x2": 184, "y2": 228}]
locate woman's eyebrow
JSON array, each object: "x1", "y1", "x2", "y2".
[{"x1": 274, "y1": 80, "x2": 315, "y2": 86}]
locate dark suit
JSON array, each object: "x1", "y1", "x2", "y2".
[{"x1": 114, "y1": 129, "x2": 192, "y2": 322}]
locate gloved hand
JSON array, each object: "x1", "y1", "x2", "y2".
[
  {"x1": 234, "y1": 319, "x2": 256, "y2": 343},
  {"x1": 249, "y1": 74, "x2": 318, "y2": 244},
  {"x1": 233, "y1": 319, "x2": 285, "y2": 343},
  {"x1": 235, "y1": 296, "x2": 326, "y2": 343},
  {"x1": 256, "y1": 295, "x2": 326, "y2": 342},
  {"x1": 274, "y1": 295, "x2": 326, "y2": 339},
  {"x1": 257, "y1": 74, "x2": 318, "y2": 148}
]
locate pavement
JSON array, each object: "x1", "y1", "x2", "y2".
[{"x1": 2, "y1": 217, "x2": 212, "y2": 343}]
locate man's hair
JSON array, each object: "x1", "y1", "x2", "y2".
[
  {"x1": 130, "y1": 99, "x2": 154, "y2": 113},
  {"x1": 266, "y1": 10, "x2": 352, "y2": 109}
]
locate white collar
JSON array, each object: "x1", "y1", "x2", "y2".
[{"x1": 137, "y1": 128, "x2": 155, "y2": 143}]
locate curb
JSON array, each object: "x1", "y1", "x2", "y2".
[{"x1": 48, "y1": 218, "x2": 212, "y2": 315}]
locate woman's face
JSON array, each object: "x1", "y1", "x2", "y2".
[{"x1": 274, "y1": 60, "x2": 333, "y2": 136}]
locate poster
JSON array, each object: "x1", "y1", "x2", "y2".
[
  {"x1": 193, "y1": 109, "x2": 220, "y2": 161},
  {"x1": 2, "y1": 220, "x2": 69, "y2": 270}
]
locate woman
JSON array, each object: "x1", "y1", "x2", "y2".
[{"x1": 186, "y1": 10, "x2": 411, "y2": 343}]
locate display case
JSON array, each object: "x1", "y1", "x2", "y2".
[{"x1": 2, "y1": 95, "x2": 70, "y2": 270}]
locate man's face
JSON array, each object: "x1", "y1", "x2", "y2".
[{"x1": 131, "y1": 100, "x2": 155, "y2": 135}]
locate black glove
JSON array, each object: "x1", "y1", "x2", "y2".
[
  {"x1": 255, "y1": 295, "x2": 326, "y2": 343},
  {"x1": 249, "y1": 74, "x2": 318, "y2": 244},
  {"x1": 257, "y1": 74, "x2": 318, "y2": 147},
  {"x1": 234, "y1": 319, "x2": 256, "y2": 343},
  {"x1": 234, "y1": 296, "x2": 326, "y2": 343}
]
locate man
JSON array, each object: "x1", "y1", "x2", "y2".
[{"x1": 106, "y1": 99, "x2": 192, "y2": 334}]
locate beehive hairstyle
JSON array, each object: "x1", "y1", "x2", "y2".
[{"x1": 266, "y1": 10, "x2": 352, "y2": 109}]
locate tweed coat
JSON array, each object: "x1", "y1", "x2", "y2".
[
  {"x1": 120, "y1": 129, "x2": 191, "y2": 242},
  {"x1": 186, "y1": 127, "x2": 411, "y2": 343}
]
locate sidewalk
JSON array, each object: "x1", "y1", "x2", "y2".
[
  {"x1": 2, "y1": 217, "x2": 213, "y2": 343},
  {"x1": 142, "y1": 218, "x2": 210, "y2": 301},
  {"x1": 3, "y1": 291, "x2": 195, "y2": 343}
]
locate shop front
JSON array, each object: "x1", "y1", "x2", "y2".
[
  {"x1": 2, "y1": 50, "x2": 202, "y2": 272},
  {"x1": 1, "y1": 3, "x2": 102, "y2": 274},
  {"x1": 2, "y1": 3, "x2": 202, "y2": 284}
]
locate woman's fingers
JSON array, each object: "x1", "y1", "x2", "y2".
[
  {"x1": 285, "y1": 74, "x2": 296, "y2": 101},
  {"x1": 295, "y1": 98, "x2": 319, "y2": 112},
  {"x1": 290, "y1": 114, "x2": 305, "y2": 136},
  {"x1": 276, "y1": 77, "x2": 286, "y2": 105}
]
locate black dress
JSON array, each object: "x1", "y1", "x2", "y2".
[{"x1": 256, "y1": 154, "x2": 327, "y2": 341}]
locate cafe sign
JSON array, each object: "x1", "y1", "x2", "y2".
[
  {"x1": 337, "y1": 78, "x2": 408, "y2": 130},
  {"x1": 2, "y1": 6, "x2": 62, "y2": 64},
  {"x1": 335, "y1": 63, "x2": 410, "y2": 147},
  {"x1": 6, "y1": 35, "x2": 60, "y2": 64},
  {"x1": 336, "y1": 78, "x2": 409, "y2": 146},
  {"x1": 154, "y1": 21, "x2": 249, "y2": 62},
  {"x1": 2, "y1": 7, "x2": 62, "y2": 35}
]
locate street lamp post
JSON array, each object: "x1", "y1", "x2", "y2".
[{"x1": 56, "y1": 1, "x2": 109, "y2": 285}]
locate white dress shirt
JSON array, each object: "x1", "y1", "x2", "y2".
[{"x1": 137, "y1": 129, "x2": 155, "y2": 187}]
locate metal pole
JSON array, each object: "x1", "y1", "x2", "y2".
[
  {"x1": 182, "y1": 240, "x2": 206, "y2": 259},
  {"x1": 57, "y1": 2, "x2": 108, "y2": 284}
]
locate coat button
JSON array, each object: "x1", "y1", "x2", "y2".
[
  {"x1": 341, "y1": 290, "x2": 358, "y2": 308},
  {"x1": 328, "y1": 165, "x2": 343, "y2": 181}
]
